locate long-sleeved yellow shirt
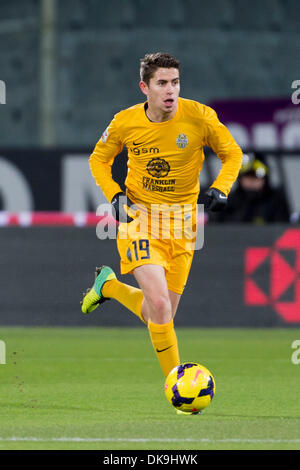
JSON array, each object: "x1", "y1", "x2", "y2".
[{"x1": 89, "y1": 97, "x2": 243, "y2": 206}]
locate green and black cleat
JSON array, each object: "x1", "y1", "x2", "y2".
[{"x1": 81, "y1": 266, "x2": 116, "y2": 314}]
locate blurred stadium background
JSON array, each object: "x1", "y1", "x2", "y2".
[{"x1": 1, "y1": 0, "x2": 300, "y2": 328}]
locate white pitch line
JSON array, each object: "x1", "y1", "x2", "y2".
[{"x1": 0, "y1": 437, "x2": 300, "y2": 444}]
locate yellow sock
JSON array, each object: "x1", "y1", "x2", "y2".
[
  {"x1": 148, "y1": 319, "x2": 180, "y2": 377},
  {"x1": 101, "y1": 279, "x2": 146, "y2": 324}
]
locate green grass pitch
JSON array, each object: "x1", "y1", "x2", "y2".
[{"x1": 0, "y1": 326, "x2": 300, "y2": 450}]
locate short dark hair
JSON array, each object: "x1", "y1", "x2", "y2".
[{"x1": 140, "y1": 52, "x2": 180, "y2": 85}]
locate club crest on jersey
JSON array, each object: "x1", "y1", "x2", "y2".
[
  {"x1": 176, "y1": 133, "x2": 188, "y2": 149},
  {"x1": 101, "y1": 127, "x2": 109, "y2": 144}
]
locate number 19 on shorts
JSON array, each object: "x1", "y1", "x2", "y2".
[{"x1": 132, "y1": 239, "x2": 150, "y2": 260}]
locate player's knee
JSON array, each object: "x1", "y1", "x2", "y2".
[{"x1": 150, "y1": 295, "x2": 172, "y2": 324}]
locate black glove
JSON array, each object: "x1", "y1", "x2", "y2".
[
  {"x1": 111, "y1": 192, "x2": 134, "y2": 223},
  {"x1": 205, "y1": 188, "x2": 228, "y2": 212}
]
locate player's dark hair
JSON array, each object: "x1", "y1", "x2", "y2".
[{"x1": 140, "y1": 52, "x2": 180, "y2": 84}]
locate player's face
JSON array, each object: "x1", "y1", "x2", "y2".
[{"x1": 140, "y1": 68, "x2": 180, "y2": 118}]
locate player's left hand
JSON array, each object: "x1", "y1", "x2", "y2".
[{"x1": 205, "y1": 188, "x2": 228, "y2": 212}]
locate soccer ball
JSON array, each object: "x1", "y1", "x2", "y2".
[{"x1": 164, "y1": 362, "x2": 216, "y2": 413}]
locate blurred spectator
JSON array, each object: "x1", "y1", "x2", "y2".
[{"x1": 207, "y1": 153, "x2": 291, "y2": 224}]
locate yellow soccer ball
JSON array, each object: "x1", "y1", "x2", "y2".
[{"x1": 164, "y1": 362, "x2": 216, "y2": 413}]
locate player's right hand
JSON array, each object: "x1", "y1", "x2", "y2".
[{"x1": 111, "y1": 192, "x2": 135, "y2": 223}]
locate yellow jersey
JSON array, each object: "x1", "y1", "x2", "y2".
[{"x1": 89, "y1": 97, "x2": 243, "y2": 206}]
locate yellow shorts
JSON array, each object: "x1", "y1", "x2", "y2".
[{"x1": 117, "y1": 221, "x2": 195, "y2": 295}]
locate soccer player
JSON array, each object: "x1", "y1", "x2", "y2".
[{"x1": 81, "y1": 53, "x2": 243, "y2": 408}]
